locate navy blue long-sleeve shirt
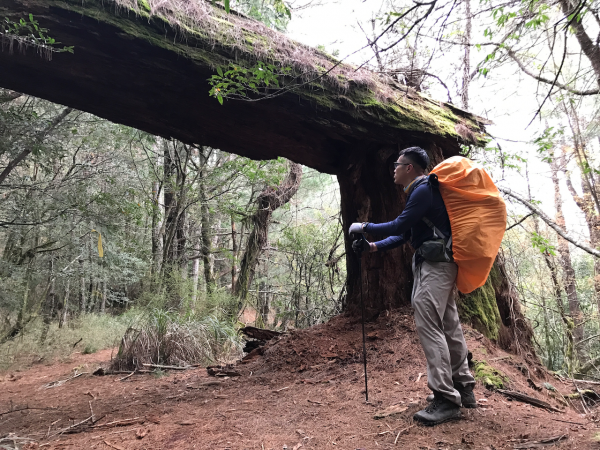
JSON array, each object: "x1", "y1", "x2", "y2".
[{"x1": 364, "y1": 176, "x2": 451, "y2": 251}]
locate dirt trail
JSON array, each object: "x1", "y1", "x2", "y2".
[{"x1": 0, "y1": 308, "x2": 598, "y2": 449}]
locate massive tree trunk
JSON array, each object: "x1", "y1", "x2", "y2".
[
  {"x1": 339, "y1": 143, "x2": 534, "y2": 356},
  {"x1": 234, "y1": 162, "x2": 302, "y2": 301}
]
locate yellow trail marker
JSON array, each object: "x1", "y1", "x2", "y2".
[{"x1": 91, "y1": 229, "x2": 104, "y2": 258}]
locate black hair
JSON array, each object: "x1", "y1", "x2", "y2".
[{"x1": 398, "y1": 146, "x2": 430, "y2": 171}]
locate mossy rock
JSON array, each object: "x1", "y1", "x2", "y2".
[
  {"x1": 459, "y1": 266, "x2": 502, "y2": 340},
  {"x1": 473, "y1": 359, "x2": 508, "y2": 390}
]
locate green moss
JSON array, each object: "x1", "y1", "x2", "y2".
[
  {"x1": 473, "y1": 360, "x2": 508, "y2": 389},
  {"x1": 459, "y1": 266, "x2": 502, "y2": 340},
  {"x1": 137, "y1": 0, "x2": 150, "y2": 13},
  {"x1": 42, "y1": 0, "x2": 486, "y2": 144}
]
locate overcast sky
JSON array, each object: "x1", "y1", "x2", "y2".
[{"x1": 285, "y1": 0, "x2": 592, "y2": 245}]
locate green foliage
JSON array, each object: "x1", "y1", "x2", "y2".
[
  {"x1": 1, "y1": 14, "x2": 74, "y2": 54},
  {"x1": 533, "y1": 127, "x2": 564, "y2": 162},
  {"x1": 208, "y1": 62, "x2": 291, "y2": 104},
  {"x1": 211, "y1": 0, "x2": 291, "y2": 29},
  {"x1": 530, "y1": 232, "x2": 556, "y2": 256},
  {"x1": 0, "y1": 314, "x2": 130, "y2": 371}
]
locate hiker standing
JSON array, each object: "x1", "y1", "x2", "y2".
[{"x1": 349, "y1": 146, "x2": 476, "y2": 426}]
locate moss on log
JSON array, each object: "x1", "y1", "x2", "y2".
[
  {"x1": 459, "y1": 265, "x2": 502, "y2": 340},
  {"x1": 0, "y1": 0, "x2": 487, "y2": 173}
]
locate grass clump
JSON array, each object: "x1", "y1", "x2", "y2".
[
  {"x1": 473, "y1": 359, "x2": 509, "y2": 389},
  {"x1": 110, "y1": 308, "x2": 243, "y2": 371},
  {"x1": 82, "y1": 344, "x2": 98, "y2": 355}
]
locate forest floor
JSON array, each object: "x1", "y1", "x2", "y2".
[{"x1": 0, "y1": 307, "x2": 599, "y2": 450}]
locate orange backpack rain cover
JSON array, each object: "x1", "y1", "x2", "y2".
[{"x1": 430, "y1": 156, "x2": 506, "y2": 294}]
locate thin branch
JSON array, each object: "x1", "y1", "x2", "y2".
[
  {"x1": 506, "y1": 212, "x2": 534, "y2": 231},
  {"x1": 507, "y1": 49, "x2": 599, "y2": 95},
  {"x1": 498, "y1": 186, "x2": 600, "y2": 258}
]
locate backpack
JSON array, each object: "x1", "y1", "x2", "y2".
[{"x1": 428, "y1": 156, "x2": 506, "y2": 294}]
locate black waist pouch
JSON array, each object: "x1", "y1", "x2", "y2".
[{"x1": 417, "y1": 238, "x2": 454, "y2": 263}]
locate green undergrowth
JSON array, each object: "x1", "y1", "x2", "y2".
[
  {"x1": 459, "y1": 266, "x2": 502, "y2": 340},
  {"x1": 473, "y1": 359, "x2": 508, "y2": 389},
  {"x1": 0, "y1": 313, "x2": 134, "y2": 372}
]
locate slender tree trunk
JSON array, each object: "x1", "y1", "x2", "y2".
[
  {"x1": 462, "y1": 0, "x2": 472, "y2": 109},
  {"x1": 231, "y1": 216, "x2": 238, "y2": 290},
  {"x1": 40, "y1": 259, "x2": 55, "y2": 343},
  {"x1": 59, "y1": 278, "x2": 70, "y2": 328},
  {"x1": 101, "y1": 278, "x2": 107, "y2": 314},
  {"x1": 558, "y1": 0, "x2": 600, "y2": 87},
  {"x1": 551, "y1": 158, "x2": 584, "y2": 344},
  {"x1": 78, "y1": 227, "x2": 86, "y2": 313},
  {"x1": 191, "y1": 240, "x2": 200, "y2": 305},
  {"x1": 151, "y1": 177, "x2": 163, "y2": 276},
  {"x1": 234, "y1": 162, "x2": 302, "y2": 302},
  {"x1": 199, "y1": 173, "x2": 215, "y2": 294}
]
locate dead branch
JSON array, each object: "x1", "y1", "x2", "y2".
[
  {"x1": 0, "y1": 406, "x2": 63, "y2": 416},
  {"x1": 41, "y1": 371, "x2": 87, "y2": 389},
  {"x1": 118, "y1": 371, "x2": 136, "y2": 381},
  {"x1": 91, "y1": 417, "x2": 144, "y2": 429},
  {"x1": 48, "y1": 415, "x2": 93, "y2": 438},
  {"x1": 496, "y1": 389, "x2": 562, "y2": 412},
  {"x1": 498, "y1": 186, "x2": 600, "y2": 258},
  {"x1": 513, "y1": 434, "x2": 567, "y2": 449},
  {"x1": 103, "y1": 440, "x2": 126, "y2": 450},
  {"x1": 141, "y1": 363, "x2": 190, "y2": 370}
]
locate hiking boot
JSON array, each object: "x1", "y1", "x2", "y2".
[
  {"x1": 426, "y1": 384, "x2": 477, "y2": 408},
  {"x1": 456, "y1": 384, "x2": 476, "y2": 408},
  {"x1": 414, "y1": 392, "x2": 461, "y2": 426}
]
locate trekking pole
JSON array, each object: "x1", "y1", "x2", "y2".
[{"x1": 353, "y1": 233, "x2": 369, "y2": 402}]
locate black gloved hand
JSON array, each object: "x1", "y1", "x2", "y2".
[{"x1": 352, "y1": 238, "x2": 371, "y2": 255}]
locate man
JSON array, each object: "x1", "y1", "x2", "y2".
[{"x1": 348, "y1": 146, "x2": 476, "y2": 426}]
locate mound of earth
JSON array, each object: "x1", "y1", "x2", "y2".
[{"x1": 0, "y1": 308, "x2": 598, "y2": 449}]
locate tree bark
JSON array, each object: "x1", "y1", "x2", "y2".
[
  {"x1": 461, "y1": 0, "x2": 472, "y2": 110},
  {"x1": 565, "y1": 176, "x2": 600, "y2": 324},
  {"x1": 199, "y1": 171, "x2": 215, "y2": 294},
  {"x1": 234, "y1": 162, "x2": 302, "y2": 301},
  {"x1": 151, "y1": 147, "x2": 163, "y2": 277},
  {"x1": 231, "y1": 216, "x2": 238, "y2": 290},
  {"x1": 558, "y1": 0, "x2": 600, "y2": 87},
  {"x1": 339, "y1": 144, "x2": 534, "y2": 356},
  {"x1": 59, "y1": 278, "x2": 69, "y2": 328},
  {"x1": 550, "y1": 157, "x2": 585, "y2": 361}
]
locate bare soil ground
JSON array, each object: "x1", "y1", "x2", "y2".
[{"x1": 1, "y1": 308, "x2": 598, "y2": 450}]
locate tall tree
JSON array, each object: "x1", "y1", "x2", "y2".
[{"x1": 234, "y1": 162, "x2": 302, "y2": 301}]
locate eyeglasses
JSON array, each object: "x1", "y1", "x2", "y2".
[{"x1": 393, "y1": 162, "x2": 412, "y2": 169}]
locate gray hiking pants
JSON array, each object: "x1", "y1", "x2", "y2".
[{"x1": 411, "y1": 258, "x2": 475, "y2": 406}]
